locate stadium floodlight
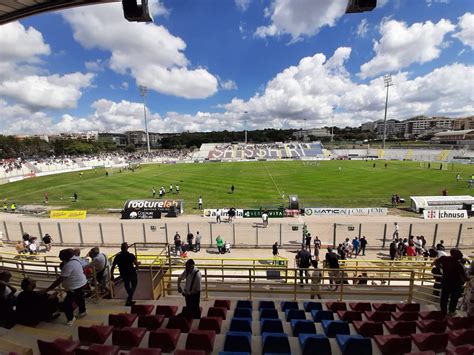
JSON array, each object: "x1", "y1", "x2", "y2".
[
  {"x1": 139, "y1": 85, "x2": 151, "y2": 153},
  {"x1": 244, "y1": 111, "x2": 248, "y2": 144},
  {"x1": 382, "y1": 74, "x2": 393, "y2": 149}
]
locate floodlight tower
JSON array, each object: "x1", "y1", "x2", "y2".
[
  {"x1": 382, "y1": 74, "x2": 393, "y2": 149},
  {"x1": 139, "y1": 85, "x2": 151, "y2": 153},
  {"x1": 244, "y1": 111, "x2": 248, "y2": 144}
]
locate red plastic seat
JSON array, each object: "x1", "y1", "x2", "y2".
[
  {"x1": 108, "y1": 313, "x2": 138, "y2": 328},
  {"x1": 129, "y1": 348, "x2": 162, "y2": 355},
  {"x1": 166, "y1": 316, "x2": 192, "y2": 332},
  {"x1": 373, "y1": 303, "x2": 397, "y2": 312},
  {"x1": 155, "y1": 305, "x2": 178, "y2": 317},
  {"x1": 349, "y1": 302, "x2": 372, "y2": 312},
  {"x1": 326, "y1": 302, "x2": 347, "y2": 312},
  {"x1": 78, "y1": 325, "x2": 114, "y2": 345},
  {"x1": 397, "y1": 303, "x2": 420, "y2": 312},
  {"x1": 392, "y1": 312, "x2": 419, "y2": 321},
  {"x1": 447, "y1": 316, "x2": 474, "y2": 330},
  {"x1": 374, "y1": 334, "x2": 412, "y2": 354},
  {"x1": 148, "y1": 328, "x2": 181, "y2": 352},
  {"x1": 353, "y1": 320, "x2": 384, "y2": 337},
  {"x1": 198, "y1": 316, "x2": 222, "y2": 333},
  {"x1": 405, "y1": 352, "x2": 435, "y2": 355},
  {"x1": 336, "y1": 310, "x2": 362, "y2": 322},
  {"x1": 186, "y1": 329, "x2": 216, "y2": 352},
  {"x1": 364, "y1": 311, "x2": 392, "y2": 322},
  {"x1": 137, "y1": 314, "x2": 165, "y2": 331},
  {"x1": 207, "y1": 306, "x2": 227, "y2": 320},
  {"x1": 446, "y1": 345, "x2": 474, "y2": 355},
  {"x1": 416, "y1": 319, "x2": 447, "y2": 333},
  {"x1": 174, "y1": 351, "x2": 206, "y2": 355},
  {"x1": 419, "y1": 311, "x2": 446, "y2": 321},
  {"x1": 448, "y1": 329, "x2": 474, "y2": 346},
  {"x1": 411, "y1": 332, "x2": 449, "y2": 352},
  {"x1": 213, "y1": 299, "x2": 231, "y2": 310},
  {"x1": 384, "y1": 320, "x2": 417, "y2": 336},
  {"x1": 131, "y1": 304, "x2": 155, "y2": 316},
  {"x1": 75, "y1": 344, "x2": 120, "y2": 355},
  {"x1": 111, "y1": 327, "x2": 147, "y2": 349},
  {"x1": 37, "y1": 339, "x2": 81, "y2": 355}
]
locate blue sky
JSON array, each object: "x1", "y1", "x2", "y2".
[{"x1": 0, "y1": 0, "x2": 472, "y2": 134}]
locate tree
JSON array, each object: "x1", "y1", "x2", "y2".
[{"x1": 124, "y1": 144, "x2": 136, "y2": 153}]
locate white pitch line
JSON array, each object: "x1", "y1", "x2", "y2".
[{"x1": 263, "y1": 163, "x2": 283, "y2": 200}]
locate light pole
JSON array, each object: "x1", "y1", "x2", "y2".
[
  {"x1": 382, "y1": 74, "x2": 393, "y2": 149},
  {"x1": 244, "y1": 111, "x2": 248, "y2": 144},
  {"x1": 331, "y1": 107, "x2": 335, "y2": 142},
  {"x1": 139, "y1": 85, "x2": 151, "y2": 153}
]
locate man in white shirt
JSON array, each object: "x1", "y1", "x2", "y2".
[
  {"x1": 177, "y1": 259, "x2": 202, "y2": 319},
  {"x1": 195, "y1": 231, "x2": 202, "y2": 252},
  {"x1": 44, "y1": 248, "x2": 87, "y2": 325},
  {"x1": 216, "y1": 209, "x2": 221, "y2": 223},
  {"x1": 87, "y1": 247, "x2": 108, "y2": 289},
  {"x1": 393, "y1": 222, "x2": 400, "y2": 239}
]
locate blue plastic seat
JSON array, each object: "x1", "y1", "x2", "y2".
[
  {"x1": 304, "y1": 301, "x2": 323, "y2": 312},
  {"x1": 260, "y1": 309, "x2": 279, "y2": 320},
  {"x1": 291, "y1": 319, "x2": 317, "y2": 336},
  {"x1": 311, "y1": 310, "x2": 334, "y2": 322},
  {"x1": 224, "y1": 332, "x2": 252, "y2": 353},
  {"x1": 261, "y1": 319, "x2": 284, "y2": 334},
  {"x1": 259, "y1": 301, "x2": 276, "y2": 310},
  {"x1": 286, "y1": 309, "x2": 306, "y2": 322},
  {"x1": 236, "y1": 301, "x2": 252, "y2": 310},
  {"x1": 322, "y1": 320, "x2": 350, "y2": 338},
  {"x1": 233, "y1": 308, "x2": 252, "y2": 319},
  {"x1": 262, "y1": 333, "x2": 291, "y2": 354},
  {"x1": 298, "y1": 334, "x2": 331, "y2": 355},
  {"x1": 336, "y1": 334, "x2": 372, "y2": 355},
  {"x1": 281, "y1": 301, "x2": 299, "y2": 312},
  {"x1": 229, "y1": 318, "x2": 252, "y2": 333}
]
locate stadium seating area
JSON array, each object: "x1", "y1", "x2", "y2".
[{"x1": 1, "y1": 297, "x2": 473, "y2": 355}]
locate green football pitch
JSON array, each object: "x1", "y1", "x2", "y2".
[{"x1": 1, "y1": 160, "x2": 472, "y2": 213}]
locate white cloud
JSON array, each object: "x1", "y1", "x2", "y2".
[
  {"x1": 356, "y1": 19, "x2": 369, "y2": 38},
  {"x1": 426, "y1": 0, "x2": 450, "y2": 7},
  {"x1": 359, "y1": 18, "x2": 455, "y2": 79},
  {"x1": 254, "y1": 0, "x2": 347, "y2": 41},
  {"x1": 235, "y1": 0, "x2": 251, "y2": 12},
  {"x1": 62, "y1": 2, "x2": 218, "y2": 99},
  {"x1": 453, "y1": 12, "x2": 474, "y2": 49},
  {"x1": 0, "y1": 73, "x2": 94, "y2": 110},
  {"x1": 220, "y1": 79, "x2": 238, "y2": 90},
  {"x1": 85, "y1": 59, "x2": 105, "y2": 72}
]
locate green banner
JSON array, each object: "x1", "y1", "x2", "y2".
[{"x1": 243, "y1": 209, "x2": 285, "y2": 218}]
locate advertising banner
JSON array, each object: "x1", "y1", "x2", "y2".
[
  {"x1": 304, "y1": 208, "x2": 388, "y2": 216},
  {"x1": 203, "y1": 209, "x2": 244, "y2": 218},
  {"x1": 50, "y1": 210, "x2": 87, "y2": 219},
  {"x1": 243, "y1": 209, "x2": 285, "y2": 218},
  {"x1": 121, "y1": 199, "x2": 183, "y2": 219},
  {"x1": 423, "y1": 210, "x2": 468, "y2": 219}
]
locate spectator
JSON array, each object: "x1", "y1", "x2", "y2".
[
  {"x1": 352, "y1": 237, "x2": 360, "y2": 257},
  {"x1": 187, "y1": 232, "x2": 194, "y2": 251},
  {"x1": 406, "y1": 242, "x2": 417, "y2": 257},
  {"x1": 174, "y1": 232, "x2": 182, "y2": 256},
  {"x1": 44, "y1": 248, "x2": 87, "y2": 325},
  {"x1": 194, "y1": 231, "x2": 201, "y2": 252},
  {"x1": 434, "y1": 248, "x2": 468, "y2": 315},
  {"x1": 462, "y1": 262, "x2": 474, "y2": 316},
  {"x1": 310, "y1": 261, "x2": 322, "y2": 299},
  {"x1": 216, "y1": 235, "x2": 224, "y2": 254},
  {"x1": 436, "y1": 241, "x2": 447, "y2": 257},
  {"x1": 356, "y1": 272, "x2": 369, "y2": 285},
  {"x1": 0, "y1": 271, "x2": 16, "y2": 328},
  {"x1": 178, "y1": 259, "x2": 202, "y2": 319},
  {"x1": 42, "y1": 233, "x2": 53, "y2": 252},
  {"x1": 360, "y1": 236, "x2": 367, "y2": 256},
  {"x1": 111, "y1": 243, "x2": 140, "y2": 306},
  {"x1": 73, "y1": 248, "x2": 89, "y2": 267},
  {"x1": 272, "y1": 242, "x2": 279, "y2": 264},
  {"x1": 295, "y1": 245, "x2": 312, "y2": 284},
  {"x1": 389, "y1": 240, "x2": 397, "y2": 260},
  {"x1": 393, "y1": 222, "x2": 399, "y2": 239},
  {"x1": 16, "y1": 240, "x2": 26, "y2": 254},
  {"x1": 431, "y1": 264, "x2": 442, "y2": 297},
  {"x1": 216, "y1": 209, "x2": 222, "y2": 224},
  {"x1": 325, "y1": 248, "x2": 340, "y2": 290},
  {"x1": 16, "y1": 277, "x2": 60, "y2": 325},
  {"x1": 305, "y1": 233, "x2": 312, "y2": 253},
  {"x1": 86, "y1": 247, "x2": 109, "y2": 291}
]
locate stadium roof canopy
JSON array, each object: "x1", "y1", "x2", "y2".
[{"x1": 0, "y1": 0, "x2": 117, "y2": 25}]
